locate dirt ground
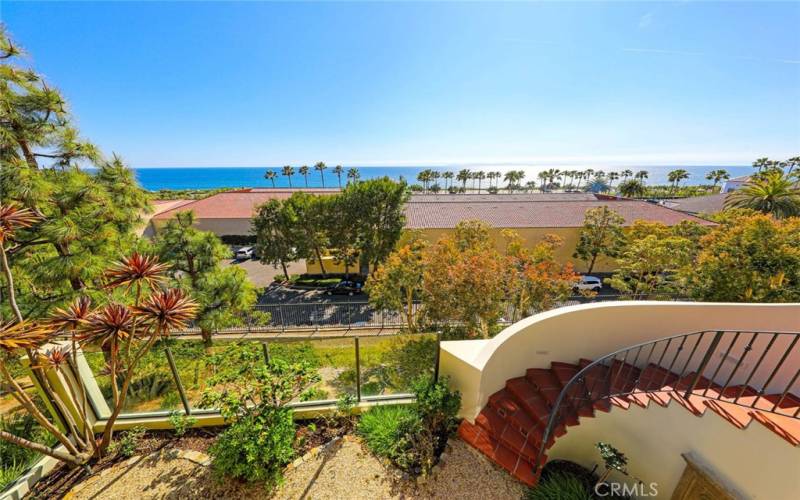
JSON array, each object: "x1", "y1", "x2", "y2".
[{"x1": 60, "y1": 436, "x2": 525, "y2": 500}]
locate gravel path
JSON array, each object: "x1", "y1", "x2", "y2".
[{"x1": 64, "y1": 436, "x2": 525, "y2": 499}]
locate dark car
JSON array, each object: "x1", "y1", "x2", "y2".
[{"x1": 325, "y1": 280, "x2": 363, "y2": 296}]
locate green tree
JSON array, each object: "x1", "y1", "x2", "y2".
[
  {"x1": 685, "y1": 212, "x2": 800, "y2": 302},
  {"x1": 573, "y1": 207, "x2": 626, "y2": 274},
  {"x1": 457, "y1": 169, "x2": 471, "y2": 191},
  {"x1": 252, "y1": 200, "x2": 296, "y2": 279},
  {"x1": 634, "y1": 170, "x2": 649, "y2": 183},
  {"x1": 283, "y1": 192, "x2": 331, "y2": 276},
  {"x1": 154, "y1": 211, "x2": 257, "y2": 345},
  {"x1": 0, "y1": 32, "x2": 149, "y2": 318},
  {"x1": 705, "y1": 169, "x2": 730, "y2": 191},
  {"x1": 314, "y1": 162, "x2": 327, "y2": 187},
  {"x1": 281, "y1": 165, "x2": 295, "y2": 187},
  {"x1": 667, "y1": 169, "x2": 690, "y2": 194},
  {"x1": 607, "y1": 223, "x2": 694, "y2": 299},
  {"x1": 333, "y1": 164, "x2": 344, "y2": 188},
  {"x1": 617, "y1": 179, "x2": 646, "y2": 198},
  {"x1": 724, "y1": 171, "x2": 800, "y2": 219},
  {"x1": 264, "y1": 170, "x2": 277, "y2": 187},
  {"x1": 366, "y1": 235, "x2": 427, "y2": 331},
  {"x1": 299, "y1": 165, "x2": 310, "y2": 187},
  {"x1": 340, "y1": 177, "x2": 409, "y2": 273},
  {"x1": 347, "y1": 167, "x2": 360, "y2": 184}
]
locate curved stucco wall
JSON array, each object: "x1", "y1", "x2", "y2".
[{"x1": 439, "y1": 301, "x2": 800, "y2": 420}]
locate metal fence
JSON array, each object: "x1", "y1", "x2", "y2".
[{"x1": 173, "y1": 294, "x2": 689, "y2": 336}]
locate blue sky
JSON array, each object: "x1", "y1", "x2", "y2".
[{"x1": 2, "y1": 1, "x2": 799, "y2": 168}]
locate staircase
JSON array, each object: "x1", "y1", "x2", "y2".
[{"x1": 458, "y1": 330, "x2": 800, "y2": 486}]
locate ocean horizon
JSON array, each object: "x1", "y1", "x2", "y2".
[{"x1": 130, "y1": 165, "x2": 752, "y2": 191}]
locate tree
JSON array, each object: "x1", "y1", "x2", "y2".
[
  {"x1": 621, "y1": 169, "x2": 633, "y2": 182},
  {"x1": 503, "y1": 230, "x2": 578, "y2": 320},
  {"x1": 573, "y1": 207, "x2": 626, "y2": 274},
  {"x1": 252, "y1": 200, "x2": 296, "y2": 279},
  {"x1": 154, "y1": 211, "x2": 257, "y2": 345},
  {"x1": 422, "y1": 221, "x2": 509, "y2": 338},
  {"x1": 283, "y1": 192, "x2": 331, "y2": 276},
  {"x1": 366, "y1": 235, "x2": 427, "y2": 331},
  {"x1": 667, "y1": 169, "x2": 690, "y2": 194},
  {"x1": 607, "y1": 224, "x2": 694, "y2": 299},
  {"x1": 705, "y1": 169, "x2": 730, "y2": 191},
  {"x1": 457, "y1": 169, "x2": 471, "y2": 191},
  {"x1": 1, "y1": 32, "x2": 149, "y2": 319},
  {"x1": 333, "y1": 165, "x2": 344, "y2": 188},
  {"x1": 340, "y1": 177, "x2": 408, "y2": 272},
  {"x1": 724, "y1": 171, "x2": 800, "y2": 219},
  {"x1": 617, "y1": 179, "x2": 646, "y2": 198},
  {"x1": 442, "y1": 171, "x2": 454, "y2": 190},
  {"x1": 634, "y1": 170, "x2": 649, "y2": 183},
  {"x1": 281, "y1": 165, "x2": 295, "y2": 188},
  {"x1": 347, "y1": 167, "x2": 360, "y2": 185},
  {"x1": 299, "y1": 165, "x2": 310, "y2": 187},
  {"x1": 264, "y1": 170, "x2": 277, "y2": 188},
  {"x1": 476, "y1": 171, "x2": 486, "y2": 193},
  {"x1": 314, "y1": 162, "x2": 327, "y2": 187},
  {"x1": 685, "y1": 212, "x2": 800, "y2": 302}
]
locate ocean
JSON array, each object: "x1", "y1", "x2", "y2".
[{"x1": 131, "y1": 165, "x2": 752, "y2": 191}]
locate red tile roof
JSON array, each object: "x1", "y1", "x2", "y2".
[
  {"x1": 152, "y1": 188, "x2": 340, "y2": 219},
  {"x1": 404, "y1": 199, "x2": 715, "y2": 228}
]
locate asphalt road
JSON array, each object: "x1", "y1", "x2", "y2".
[{"x1": 258, "y1": 283, "x2": 369, "y2": 304}]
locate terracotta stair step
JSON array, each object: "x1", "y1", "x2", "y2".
[
  {"x1": 669, "y1": 373, "x2": 724, "y2": 416},
  {"x1": 526, "y1": 368, "x2": 579, "y2": 426},
  {"x1": 637, "y1": 364, "x2": 680, "y2": 392},
  {"x1": 550, "y1": 362, "x2": 594, "y2": 418},
  {"x1": 475, "y1": 407, "x2": 541, "y2": 462},
  {"x1": 749, "y1": 410, "x2": 800, "y2": 446},
  {"x1": 503, "y1": 379, "x2": 552, "y2": 427},
  {"x1": 458, "y1": 421, "x2": 542, "y2": 486},
  {"x1": 761, "y1": 393, "x2": 800, "y2": 417},
  {"x1": 610, "y1": 360, "x2": 642, "y2": 394},
  {"x1": 575, "y1": 361, "x2": 614, "y2": 412},
  {"x1": 703, "y1": 399, "x2": 754, "y2": 429},
  {"x1": 489, "y1": 388, "x2": 539, "y2": 432}
]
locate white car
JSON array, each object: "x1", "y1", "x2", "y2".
[
  {"x1": 235, "y1": 246, "x2": 254, "y2": 261},
  {"x1": 574, "y1": 275, "x2": 602, "y2": 291}
]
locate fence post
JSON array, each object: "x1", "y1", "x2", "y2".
[
  {"x1": 684, "y1": 330, "x2": 724, "y2": 399},
  {"x1": 280, "y1": 304, "x2": 286, "y2": 333},
  {"x1": 165, "y1": 345, "x2": 191, "y2": 415},
  {"x1": 355, "y1": 337, "x2": 362, "y2": 402},
  {"x1": 434, "y1": 331, "x2": 442, "y2": 383},
  {"x1": 347, "y1": 303, "x2": 352, "y2": 330}
]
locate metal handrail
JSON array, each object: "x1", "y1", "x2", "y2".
[{"x1": 532, "y1": 329, "x2": 800, "y2": 472}]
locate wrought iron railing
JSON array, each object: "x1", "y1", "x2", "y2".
[{"x1": 533, "y1": 330, "x2": 800, "y2": 472}]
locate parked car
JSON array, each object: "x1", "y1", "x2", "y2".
[
  {"x1": 235, "y1": 246, "x2": 254, "y2": 261},
  {"x1": 573, "y1": 275, "x2": 602, "y2": 292},
  {"x1": 325, "y1": 280, "x2": 363, "y2": 296}
]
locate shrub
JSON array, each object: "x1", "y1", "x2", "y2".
[
  {"x1": 526, "y1": 471, "x2": 592, "y2": 500},
  {"x1": 209, "y1": 407, "x2": 295, "y2": 485},
  {"x1": 358, "y1": 405, "x2": 419, "y2": 458},
  {"x1": 0, "y1": 413, "x2": 55, "y2": 490},
  {"x1": 110, "y1": 426, "x2": 146, "y2": 458},
  {"x1": 358, "y1": 377, "x2": 460, "y2": 476},
  {"x1": 200, "y1": 358, "x2": 319, "y2": 486},
  {"x1": 299, "y1": 387, "x2": 329, "y2": 402},
  {"x1": 169, "y1": 411, "x2": 197, "y2": 437}
]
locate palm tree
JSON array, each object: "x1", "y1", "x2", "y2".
[
  {"x1": 314, "y1": 162, "x2": 327, "y2": 187},
  {"x1": 635, "y1": 170, "x2": 649, "y2": 183},
  {"x1": 457, "y1": 169, "x2": 471, "y2": 192},
  {"x1": 621, "y1": 169, "x2": 633, "y2": 182},
  {"x1": 333, "y1": 165, "x2": 344, "y2": 189},
  {"x1": 504, "y1": 170, "x2": 523, "y2": 193},
  {"x1": 667, "y1": 169, "x2": 690, "y2": 194},
  {"x1": 264, "y1": 170, "x2": 277, "y2": 188},
  {"x1": 725, "y1": 171, "x2": 800, "y2": 218},
  {"x1": 281, "y1": 165, "x2": 295, "y2": 188},
  {"x1": 574, "y1": 171, "x2": 585, "y2": 190},
  {"x1": 299, "y1": 165, "x2": 310, "y2": 187},
  {"x1": 752, "y1": 157, "x2": 771, "y2": 174},
  {"x1": 786, "y1": 156, "x2": 800, "y2": 176},
  {"x1": 537, "y1": 171, "x2": 549, "y2": 192},
  {"x1": 476, "y1": 171, "x2": 486, "y2": 193},
  {"x1": 442, "y1": 171, "x2": 454, "y2": 190},
  {"x1": 705, "y1": 169, "x2": 730, "y2": 191},
  {"x1": 347, "y1": 167, "x2": 360, "y2": 185},
  {"x1": 618, "y1": 179, "x2": 646, "y2": 198},
  {"x1": 608, "y1": 172, "x2": 620, "y2": 189},
  {"x1": 416, "y1": 170, "x2": 430, "y2": 192}
]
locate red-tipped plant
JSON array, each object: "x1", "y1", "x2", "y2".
[
  {"x1": 104, "y1": 252, "x2": 169, "y2": 293},
  {"x1": 133, "y1": 288, "x2": 197, "y2": 336}
]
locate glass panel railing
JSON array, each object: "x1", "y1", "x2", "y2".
[
  {"x1": 358, "y1": 333, "x2": 437, "y2": 397},
  {"x1": 269, "y1": 338, "x2": 358, "y2": 402}
]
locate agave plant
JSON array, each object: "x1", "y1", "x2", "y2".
[
  {"x1": 133, "y1": 288, "x2": 197, "y2": 336},
  {"x1": 104, "y1": 252, "x2": 169, "y2": 292}
]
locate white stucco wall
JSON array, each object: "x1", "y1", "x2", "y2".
[
  {"x1": 440, "y1": 302, "x2": 800, "y2": 420},
  {"x1": 548, "y1": 398, "x2": 799, "y2": 499}
]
